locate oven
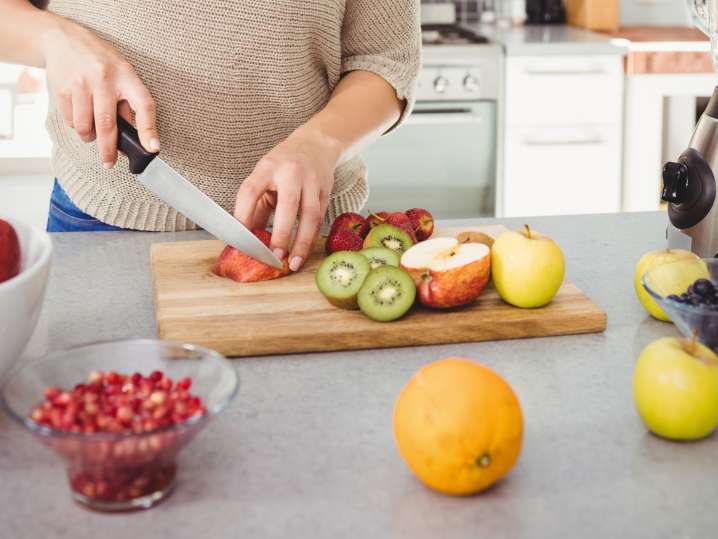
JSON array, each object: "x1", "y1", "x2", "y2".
[{"x1": 361, "y1": 42, "x2": 502, "y2": 219}]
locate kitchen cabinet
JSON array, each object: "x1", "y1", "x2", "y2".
[{"x1": 501, "y1": 54, "x2": 624, "y2": 217}]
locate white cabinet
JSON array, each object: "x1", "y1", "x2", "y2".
[{"x1": 502, "y1": 55, "x2": 624, "y2": 217}]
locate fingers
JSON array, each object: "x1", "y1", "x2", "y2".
[
  {"x1": 56, "y1": 89, "x2": 74, "y2": 129},
  {"x1": 117, "y1": 101, "x2": 132, "y2": 123},
  {"x1": 123, "y1": 78, "x2": 159, "y2": 153},
  {"x1": 290, "y1": 185, "x2": 322, "y2": 271},
  {"x1": 71, "y1": 82, "x2": 95, "y2": 143},
  {"x1": 251, "y1": 194, "x2": 275, "y2": 230},
  {"x1": 270, "y1": 177, "x2": 301, "y2": 264},
  {"x1": 93, "y1": 86, "x2": 118, "y2": 169},
  {"x1": 234, "y1": 171, "x2": 269, "y2": 230}
]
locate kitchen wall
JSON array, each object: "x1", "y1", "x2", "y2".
[
  {"x1": 620, "y1": 0, "x2": 691, "y2": 26},
  {"x1": 421, "y1": 0, "x2": 482, "y2": 23}
]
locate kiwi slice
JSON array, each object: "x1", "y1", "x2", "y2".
[
  {"x1": 363, "y1": 224, "x2": 414, "y2": 254},
  {"x1": 358, "y1": 266, "x2": 416, "y2": 322},
  {"x1": 360, "y1": 247, "x2": 400, "y2": 270},
  {"x1": 315, "y1": 251, "x2": 371, "y2": 310}
]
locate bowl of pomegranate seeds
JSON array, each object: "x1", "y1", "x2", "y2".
[{"x1": 0, "y1": 339, "x2": 238, "y2": 512}]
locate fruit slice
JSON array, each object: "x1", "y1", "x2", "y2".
[
  {"x1": 315, "y1": 251, "x2": 371, "y2": 309},
  {"x1": 357, "y1": 266, "x2": 416, "y2": 322},
  {"x1": 401, "y1": 237, "x2": 490, "y2": 309},
  {"x1": 360, "y1": 247, "x2": 400, "y2": 270},
  {"x1": 363, "y1": 224, "x2": 414, "y2": 254},
  {"x1": 213, "y1": 229, "x2": 290, "y2": 283}
]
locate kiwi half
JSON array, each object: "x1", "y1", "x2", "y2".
[
  {"x1": 358, "y1": 266, "x2": 416, "y2": 322},
  {"x1": 363, "y1": 224, "x2": 414, "y2": 254},
  {"x1": 360, "y1": 247, "x2": 400, "y2": 270},
  {"x1": 315, "y1": 251, "x2": 371, "y2": 310}
]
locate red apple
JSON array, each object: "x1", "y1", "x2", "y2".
[
  {"x1": 401, "y1": 237, "x2": 490, "y2": 309},
  {"x1": 0, "y1": 219, "x2": 21, "y2": 284},
  {"x1": 405, "y1": 208, "x2": 434, "y2": 241},
  {"x1": 213, "y1": 229, "x2": 289, "y2": 283},
  {"x1": 330, "y1": 212, "x2": 369, "y2": 239},
  {"x1": 368, "y1": 211, "x2": 389, "y2": 229}
]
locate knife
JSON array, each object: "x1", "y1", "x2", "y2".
[{"x1": 117, "y1": 116, "x2": 284, "y2": 269}]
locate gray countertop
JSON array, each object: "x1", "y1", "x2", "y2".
[
  {"x1": 463, "y1": 23, "x2": 629, "y2": 56},
  {"x1": 1, "y1": 212, "x2": 715, "y2": 538}
]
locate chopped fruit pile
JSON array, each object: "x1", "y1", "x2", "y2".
[
  {"x1": 326, "y1": 208, "x2": 434, "y2": 255},
  {"x1": 668, "y1": 278, "x2": 718, "y2": 309},
  {"x1": 0, "y1": 218, "x2": 21, "y2": 284},
  {"x1": 30, "y1": 370, "x2": 206, "y2": 434},
  {"x1": 214, "y1": 228, "x2": 290, "y2": 283}
]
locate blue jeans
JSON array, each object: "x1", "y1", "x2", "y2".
[{"x1": 47, "y1": 180, "x2": 125, "y2": 232}]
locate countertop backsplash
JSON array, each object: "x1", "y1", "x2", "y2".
[{"x1": 421, "y1": 0, "x2": 482, "y2": 24}]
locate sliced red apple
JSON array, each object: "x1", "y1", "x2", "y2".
[
  {"x1": 401, "y1": 237, "x2": 490, "y2": 309},
  {"x1": 213, "y1": 229, "x2": 290, "y2": 283}
]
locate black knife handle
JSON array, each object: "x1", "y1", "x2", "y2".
[{"x1": 117, "y1": 115, "x2": 158, "y2": 174}]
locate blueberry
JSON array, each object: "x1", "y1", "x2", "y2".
[
  {"x1": 693, "y1": 279, "x2": 715, "y2": 297},
  {"x1": 667, "y1": 294, "x2": 682, "y2": 303}
]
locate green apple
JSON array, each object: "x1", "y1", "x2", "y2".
[
  {"x1": 633, "y1": 337, "x2": 718, "y2": 441},
  {"x1": 491, "y1": 225, "x2": 565, "y2": 309},
  {"x1": 634, "y1": 249, "x2": 707, "y2": 322}
]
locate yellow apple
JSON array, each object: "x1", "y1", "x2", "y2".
[
  {"x1": 633, "y1": 337, "x2": 718, "y2": 441},
  {"x1": 491, "y1": 226, "x2": 565, "y2": 309},
  {"x1": 634, "y1": 249, "x2": 707, "y2": 322}
]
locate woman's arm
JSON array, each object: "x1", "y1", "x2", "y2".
[
  {"x1": 0, "y1": 0, "x2": 160, "y2": 164},
  {"x1": 234, "y1": 70, "x2": 402, "y2": 272}
]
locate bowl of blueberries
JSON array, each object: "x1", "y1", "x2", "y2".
[{"x1": 643, "y1": 258, "x2": 718, "y2": 350}]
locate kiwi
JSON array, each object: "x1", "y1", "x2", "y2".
[
  {"x1": 315, "y1": 251, "x2": 371, "y2": 310},
  {"x1": 360, "y1": 247, "x2": 400, "y2": 270},
  {"x1": 363, "y1": 224, "x2": 414, "y2": 254},
  {"x1": 358, "y1": 266, "x2": 416, "y2": 322}
]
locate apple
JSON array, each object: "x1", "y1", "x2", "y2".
[
  {"x1": 368, "y1": 211, "x2": 389, "y2": 229},
  {"x1": 405, "y1": 208, "x2": 434, "y2": 241},
  {"x1": 329, "y1": 212, "x2": 369, "y2": 239},
  {"x1": 491, "y1": 226, "x2": 565, "y2": 309},
  {"x1": 635, "y1": 249, "x2": 707, "y2": 322},
  {"x1": 401, "y1": 237, "x2": 490, "y2": 309},
  {"x1": 633, "y1": 337, "x2": 718, "y2": 441},
  {"x1": 213, "y1": 229, "x2": 289, "y2": 283},
  {"x1": 0, "y1": 218, "x2": 21, "y2": 284}
]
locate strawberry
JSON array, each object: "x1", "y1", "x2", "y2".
[
  {"x1": 325, "y1": 228, "x2": 364, "y2": 254},
  {"x1": 384, "y1": 212, "x2": 417, "y2": 243}
]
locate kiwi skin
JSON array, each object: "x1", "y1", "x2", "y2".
[
  {"x1": 358, "y1": 266, "x2": 416, "y2": 322},
  {"x1": 360, "y1": 247, "x2": 400, "y2": 270},
  {"x1": 363, "y1": 224, "x2": 414, "y2": 254},
  {"x1": 315, "y1": 251, "x2": 371, "y2": 310}
]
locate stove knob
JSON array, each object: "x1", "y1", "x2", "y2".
[
  {"x1": 463, "y1": 74, "x2": 480, "y2": 93},
  {"x1": 433, "y1": 76, "x2": 449, "y2": 94}
]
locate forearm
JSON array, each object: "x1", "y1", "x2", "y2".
[
  {"x1": 0, "y1": 0, "x2": 61, "y2": 67},
  {"x1": 293, "y1": 70, "x2": 403, "y2": 167}
]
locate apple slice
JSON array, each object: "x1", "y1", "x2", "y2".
[
  {"x1": 213, "y1": 229, "x2": 290, "y2": 283},
  {"x1": 401, "y1": 237, "x2": 490, "y2": 309}
]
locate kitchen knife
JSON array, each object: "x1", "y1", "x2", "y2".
[{"x1": 116, "y1": 116, "x2": 284, "y2": 269}]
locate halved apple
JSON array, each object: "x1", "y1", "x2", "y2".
[{"x1": 400, "y1": 237, "x2": 491, "y2": 309}]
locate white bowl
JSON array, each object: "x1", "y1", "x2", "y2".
[{"x1": 0, "y1": 219, "x2": 52, "y2": 376}]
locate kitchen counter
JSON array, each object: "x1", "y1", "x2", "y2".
[
  {"x1": 1, "y1": 212, "x2": 716, "y2": 538},
  {"x1": 462, "y1": 23, "x2": 628, "y2": 56}
]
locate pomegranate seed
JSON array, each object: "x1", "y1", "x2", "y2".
[
  {"x1": 31, "y1": 408, "x2": 44, "y2": 422},
  {"x1": 106, "y1": 371, "x2": 122, "y2": 385},
  {"x1": 177, "y1": 377, "x2": 192, "y2": 391},
  {"x1": 88, "y1": 371, "x2": 103, "y2": 384},
  {"x1": 149, "y1": 371, "x2": 163, "y2": 383},
  {"x1": 116, "y1": 406, "x2": 133, "y2": 423},
  {"x1": 158, "y1": 377, "x2": 172, "y2": 391},
  {"x1": 53, "y1": 392, "x2": 71, "y2": 406},
  {"x1": 149, "y1": 391, "x2": 167, "y2": 405},
  {"x1": 131, "y1": 372, "x2": 142, "y2": 384},
  {"x1": 44, "y1": 386, "x2": 61, "y2": 400}
]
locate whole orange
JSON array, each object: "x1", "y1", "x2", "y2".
[{"x1": 393, "y1": 357, "x2": 523, "y2": 496}]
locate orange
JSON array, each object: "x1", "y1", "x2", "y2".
[{"x1": 393, "y1": 357, "x2": 523, "y2": 496}]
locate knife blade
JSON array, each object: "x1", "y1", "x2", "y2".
[{"x1": 116, "y1": 116, "x2": 284, "y2": 269}]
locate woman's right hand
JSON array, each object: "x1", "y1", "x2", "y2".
[{"x1": 41, "y1": 16, "x2": 159, "y2": 169}]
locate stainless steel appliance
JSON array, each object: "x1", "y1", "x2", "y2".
[
  {"x1": 526, "y1": 0, "x2": 566, "y2": 25},
  {"x1": 664, "y1": 0, "x2": 718, "y2": 256},
  {"x1": 362, "y1": 20, "x2": 501, "y2": 219}
]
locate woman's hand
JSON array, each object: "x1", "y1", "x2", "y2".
[
  {"x1": 234, "y1": 130, "x2": 341, "y2": 272},
  {"x1": 41, "y1": 16, "x2": 159, "y2": 168}
]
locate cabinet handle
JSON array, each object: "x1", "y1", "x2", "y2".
[
  {"x1": 522, "y1": 137, "x2": 605, "y2": 146},
  {"x1": 525, "y1": 67, "x2": 605, "y2": 76}
]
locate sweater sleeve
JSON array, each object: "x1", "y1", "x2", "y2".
[{"x1": 341, "y1": 0, "x2": 421, "y2": 130}]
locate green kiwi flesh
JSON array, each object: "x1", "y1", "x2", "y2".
[
  {"x1": 360, "y1": 247, "x2": 400, "y2": 270},
  {"x1": 357, "y1": 266, "x2": 416, "y2": 322},
  {"x1": 363, "y1": 224, "x2": 414, "y2": 254},
  {"x1": 315, "y1": 251, "x2": 371, "y2": 309}
]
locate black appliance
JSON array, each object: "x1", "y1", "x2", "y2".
[{"x1": 526, "y1": 0, "x2": 566, "y2": 24}]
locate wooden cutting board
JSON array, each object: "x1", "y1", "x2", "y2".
[{"x1": 150, "y1": 226, "x2": 607, "y2": 357}]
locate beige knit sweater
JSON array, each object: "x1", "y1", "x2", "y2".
[{"x1": 45, "y1": 0, "x2": 421, "y2": 231}]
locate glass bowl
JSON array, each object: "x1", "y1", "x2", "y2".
[
  {"x1": 0, "y1": 339, "x2": 238, "y2": 512},
  {"x1": 642, "y1": 258, "x2": 718, "y2": 350}
]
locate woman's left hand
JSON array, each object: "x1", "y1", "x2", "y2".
[{"x1": 234, "y1": 131, "x2": 340, "y2": 272}]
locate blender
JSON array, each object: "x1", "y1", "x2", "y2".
[{"x1": 663, "y1": 0, "x2": 718, "y2": 256}]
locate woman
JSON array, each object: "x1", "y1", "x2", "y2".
[{"x1": 2, "y1": 0, "x2": 420, "y2": 271}]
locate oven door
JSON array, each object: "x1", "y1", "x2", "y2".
[{"x1": 361, "y1": 101, "x2": 496, "y2": 219}]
